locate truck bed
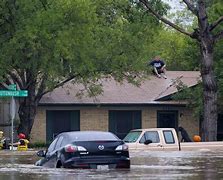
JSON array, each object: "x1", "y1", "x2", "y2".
[{"x1": 180, "y1": 141, "x2": 223, "y2": 151}]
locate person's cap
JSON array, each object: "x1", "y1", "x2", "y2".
[{"x1": 18, "y1": 133, "x2": 26, "y2": 139}]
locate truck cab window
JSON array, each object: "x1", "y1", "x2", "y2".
[
  {"x1": 123, "y1": 131, "x2": 142, "y2": 143},
  {"x1": 139, "y1": 131, "x2": 160, "y2": 143},
  {"x1": 139, "y1": 134, "x2": 146, "y2": 143},
  {"x1": 163, "y1": 130, "x2": 175, "y2": 144}
]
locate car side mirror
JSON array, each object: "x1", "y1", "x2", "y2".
[
  {"x1": 144, "y1": 139, "x2": 152, "y2": 145},
  {"x1": 37, "y1": 150, "x2": 46, "y2": 157}
]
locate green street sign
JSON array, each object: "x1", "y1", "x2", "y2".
[
  {"x1": 8, "y1": 84, "x2": 17, "y2": 91},
  {"x1": 0, "y1": 90, "x2": 28, "y2": 97}
]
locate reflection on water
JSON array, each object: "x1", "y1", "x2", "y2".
[{"x1": 0, "y1": 150, "x2": 223, "y2": 179}]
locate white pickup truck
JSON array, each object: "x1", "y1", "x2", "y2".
[{"x1": 123, "y1": 128, "x2": 223, "y2": 151}]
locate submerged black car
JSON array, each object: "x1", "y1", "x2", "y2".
[{"x1": 35, "y1": 131, "x2": 130, "y2": 169}]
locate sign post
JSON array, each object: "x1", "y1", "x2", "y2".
[
  {"x1": 0, "y1": 84, "x2": 28, "y2": 151},
  {"x1": 10, "y1": 97, "x2": 16, "y2": 150}
]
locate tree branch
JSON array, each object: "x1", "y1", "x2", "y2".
[
  {"x1": 0, "y1": 82, "x2": 8, "y2": 89},
  {"x1": 182, "y1": 0, "x2": 198, "y2": 15},
  {"x1": 210, "y1": 16, "x2": 223, "y2": 31},
  {"x1": 214, "y1": 30, "x2": 223, "y2": 43},
  {"x1": 7, "y1": 71, "x2": 23, "y2": 89},
  {"x1": 35, "y1": 73, "x2": 48, "y2": 101},
  {"x1": 40, "y1": 74, "x2": 78, "y2": 97},
  {"x1": 0, "y1": 74, "x2": 16, "y2": 90},
  {"x1": 19, "y1": 70, "x2": 26, "y2": 88},
  {"x1": 139, "y1": 0, "x2": 194, "y2": 38}
]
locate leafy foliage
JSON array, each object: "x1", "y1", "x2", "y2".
[
  {"x1": 0, "y1": 0, "x2": 164, "y2": 136},
  {"x1": 147, "y1": 28, "x2": 200, "y2": 70},
  {"x1": 0, "y1": 0, "x2": 161, "y2": 91}
]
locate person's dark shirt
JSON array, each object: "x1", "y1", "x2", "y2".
[{"x1": 149, "y1": 60, "x2": 165, "y2": 70}]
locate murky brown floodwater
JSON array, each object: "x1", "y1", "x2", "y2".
[{"x1": 0, "y1": 150, "x2": 223, "y2": 180}]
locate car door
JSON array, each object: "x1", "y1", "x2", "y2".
[
  {"x1": 161, "y1": 130, "x2": 179, "y2": 151},
  {"x1": 136, "y1": 131, "x2": 164, "y2": 151}
]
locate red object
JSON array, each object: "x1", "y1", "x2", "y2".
[
  {"x1": 18, "y1": 133, "x2": 26, "y2": 139},
  {"x1": 64, "y1": 145, "x2": 77, "y2": 153}
]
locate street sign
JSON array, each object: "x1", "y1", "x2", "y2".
[
  {"x1": 0, "y1": 90, "x2": 28, "y2": 97},
  {"x1": 10, "y1": 97, "x2": 16, "y2": 151},
  {"x1": 8, "y1": 84, "x2": 17, "y2": 91}
]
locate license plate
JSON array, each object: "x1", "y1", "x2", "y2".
[{"x1": 97, "y1": 165, "x2": 109, "y2": 169}]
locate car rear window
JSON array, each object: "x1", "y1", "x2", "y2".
[{"x1": 68, "y1": 132, "x2": 119, "y2": 142}]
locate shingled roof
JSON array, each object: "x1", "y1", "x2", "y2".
[{"x1": 39, "y1": 71, "x2": 200, "y2": 105}]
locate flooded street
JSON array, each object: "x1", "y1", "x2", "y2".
[{"x1": 0, "y1": 150, "x2": 223, "y2": 179}]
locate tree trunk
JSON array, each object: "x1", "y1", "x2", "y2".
[
  {"x1": 17, "y1": 100, "x2": 37, "y2": 139},
  {"x1": 200, "y1": 39, "x2": 218, "y2": 141},
  {"x1": 198, "y1": 0, "x2": 218, "y2": 141},
  {"x1": 17, "y1": 84, "x2": 38, "y2": 139}
]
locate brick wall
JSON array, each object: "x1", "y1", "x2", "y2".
[
  {"x1": 141, "y1": 108, "x2": 157, "y2": 128},
  {"x1": 30, "y1": 107, "x2": 109, "y2": 143},
  {"x1": 31, "y1": 106, "x2": 199, "y2": 143},
  {"x1": 30, "y1": 107, "x2": 46, "y2": 143},
  {"x1": 178, "y1": 108, "x2": 199, "y2": 140},
  {"x1": 141, "y1": 107, "x2": 199, "y2": 140},
  {"x1": 80, "y1": 108, "x2": 108, "y2": 131}
]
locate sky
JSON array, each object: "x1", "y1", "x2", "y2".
[
  {"x1": 162, "y1": 0, "x2": 194, "y2": 25},
  {"x1": 163, "y1": 0, "x2": 185, "y2": 13}
]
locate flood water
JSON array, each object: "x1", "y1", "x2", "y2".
[{"x1": 0, "y1": 150, "x2": 223, "y2": 180}]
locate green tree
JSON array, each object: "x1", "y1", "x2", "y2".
[
  {"x1": 147, "y1": 29, "x2": 200, "y2": 70},
  {"x1": 210, "y1": 0, "x2": 223, "y2": 109},
  {"x1": 139, "y1": 0, "x2": 223, "y2": 141},
  {"x1": 0, "y1": 0, "x2": 160, "y2": 137}
]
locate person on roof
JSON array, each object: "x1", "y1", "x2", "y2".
[{"x1": 149, "y1": 56, "x2": 167, "y2": 79}]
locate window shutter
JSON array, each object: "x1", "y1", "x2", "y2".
[
  {"x1": 109, "y1": 111, "x2": 117, "y2": 133},
  {"x1": 70, "y1": 111, "x2": 80, "y2": 131}
]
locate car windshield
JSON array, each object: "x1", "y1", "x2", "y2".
[{"x1": 123, "y1": 131, "x2": 142, "y2": 143}]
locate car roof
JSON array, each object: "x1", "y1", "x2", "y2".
[
  {"x1": 130, "y1": 128, "x2": 176, "y2": 132},
  {"x1": 59, "y1": 131, "x2": 114, "y2": 136},
  {"x1": 57, "y1": 131, "x2": 120, "y2": 141}
]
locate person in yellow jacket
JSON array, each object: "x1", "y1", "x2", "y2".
[
  {"x1": 0, "y1": 131, "x2": 5, "y2": 150},
  {"x1": 15, "y1": 133, "x2": 29, "y2": 151}
]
